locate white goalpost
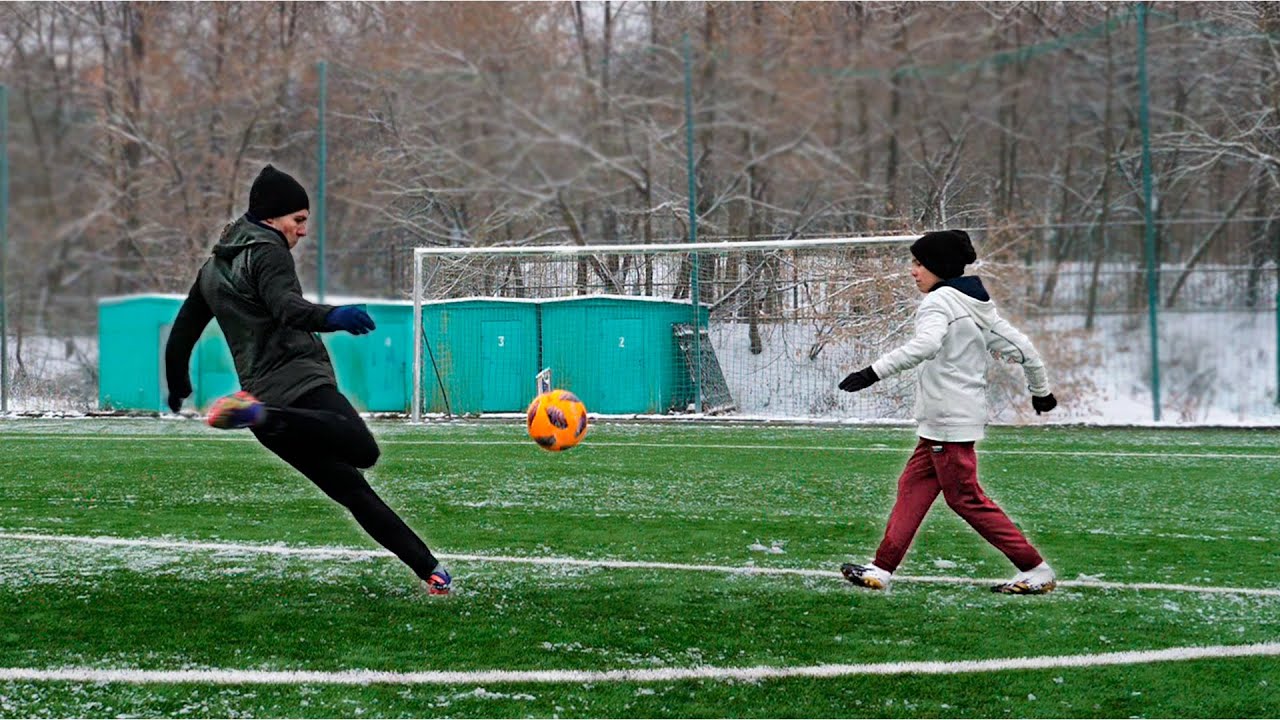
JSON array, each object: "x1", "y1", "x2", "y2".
[{"x1": 410, "y1": 235, "x2": 921, "y2": 423}]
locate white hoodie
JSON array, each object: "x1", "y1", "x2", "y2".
[{"x1": 870, "y1": 277, "x2": 1050, "y2": 442}]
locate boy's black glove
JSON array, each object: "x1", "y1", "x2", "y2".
[
  {"x1": 1031, "y1": 393, "x2": 1057, "y2": 414},
  {"x1": 839, "y1": 366, "x2": 879, "y2": 393}
]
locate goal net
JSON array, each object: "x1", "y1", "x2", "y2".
[{"x1": 410, "y1": 235, "x2": 921, "y2": 422}]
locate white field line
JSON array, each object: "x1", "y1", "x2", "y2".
[
  {"x1": 1, "y1": 642, "x2": 1278, "y2": 686},
  {"x1": 3, "y1": 433, "x2": 1279, "y2": 461},
  {"x1": 2, "y1": 532, "x2": 1278, "y2": 598}
]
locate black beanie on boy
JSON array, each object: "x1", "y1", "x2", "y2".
[
  {"x1": 248, "y1": 165, "x2": 309, "y2": 220},
  {"x1": 910, "y1": 229, "x2": 977, "y2": 280}
]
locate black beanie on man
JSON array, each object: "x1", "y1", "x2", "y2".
[
  {"x1": 248, "y1": 164, "x2": 309, "y2": 220},
  {"x1": 910, "y1": 229, "x2": 977, "y2": 280}
]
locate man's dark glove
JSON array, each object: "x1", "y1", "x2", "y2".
[
  {"x1": 1031, "y1": 393, "x2": 1057, "y2": 414},
  {"x1": 325, "y1": 305, "x2": 376, "y2": 335},
  {"x1": 839, "y1": 366, "x2": 880, "y2": 393},
  {"x1": 167, "y1": 383, "x2": 190, "y2": 413}
]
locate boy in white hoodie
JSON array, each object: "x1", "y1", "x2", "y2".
[{"x1": 838, "y1": 229, "x2": 1059, "y2": 594}]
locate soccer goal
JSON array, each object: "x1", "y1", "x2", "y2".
[{"x1": 410, "y1": 235, "x2": 922, "y2": 423}]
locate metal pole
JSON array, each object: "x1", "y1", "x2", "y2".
[
  {"x1": 412, "y1": 248, "x2": 423, "y2": 423},
  {"x1": 683, "y1": 33, "x2": 703, "y2": 413},
  {"x1": 0, "y1": 85, "x2": 9, "y2": 413},
  {"x1": 1136, "y1": 2, "x2": 1161, "y2": 422},
  {"x1": 316, "y1": 61, "x2": 327, "y2": 303}
]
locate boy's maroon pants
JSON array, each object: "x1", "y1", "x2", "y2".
[{"x1": 873, "y1": 438, "x2": 1043, "y2": 573}]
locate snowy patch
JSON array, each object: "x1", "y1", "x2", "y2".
[
  {"x1": 450, "y1": 687, "x2": 536, "y2": 702},
  {"x1": 747, "y1": 540, "x2": 787, "y2": 555}
]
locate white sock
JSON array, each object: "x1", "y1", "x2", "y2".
[{"x1": 1027, "y1": 562, "x2": 1054, "y2": 580}]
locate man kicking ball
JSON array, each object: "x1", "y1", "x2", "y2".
[{"x1": 164, "y1": 164, "x2": 451, "y2": 596}]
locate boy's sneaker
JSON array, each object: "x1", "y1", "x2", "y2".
[
  {"x1": 206, "y1": 391, "x2": 266, "y2": 429},
  {"x1": 424, "y1": 566, "x2": 452, "y2": 596},
  {"x1": 992, "y1": 561, "x2": 1057, "y2": 595},
  {"x1": 841, "y1": 562, "x2": 892, "y2": 590}
]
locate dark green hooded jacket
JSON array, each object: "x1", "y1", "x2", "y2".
[{"x1": 164, "y1": 215, "x2": 337, "y2": 406}]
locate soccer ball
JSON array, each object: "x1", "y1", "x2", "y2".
[{"x1": 526, "y1": 389, "x2": 589, "y2": 451}]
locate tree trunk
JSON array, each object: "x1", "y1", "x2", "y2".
[
  {"x1": 884, "y1": 8, "x2": 906, "y2": 218},
  {"x1": 1086, "y1": 7, "x2": 1117, "y2": 331}
]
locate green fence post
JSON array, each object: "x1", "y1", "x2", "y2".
[
  {"x1": 0, "y1": 85, "x2": 8, "y2": 413},
  {"x1": 683, "y1": 33, "x2": 702, "y2": 413},
  {"x1": 316, "y1": 60, "x2": 328, "y2": 303},
  {"x1": 1136, "y1": 2, "x2": 1161, "y2": 422}
]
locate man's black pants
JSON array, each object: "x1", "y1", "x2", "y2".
[{"x1": 251, "y1": 385, "x2": 439, "y2": 580}]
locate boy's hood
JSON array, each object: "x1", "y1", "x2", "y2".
[
  {"x1": 930, "y1": 276, "x2": 1001, "y2": 326},
  {"x1": 932, "y1": 275, "x2": 990, "y2": 301}
]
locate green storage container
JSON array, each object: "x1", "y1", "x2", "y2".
[
  {"x1": 538, "y1": 296, "x2": 706, "y2": 414},
  {"x1": 324, "y1": 301, "x2": 415, "y2": 412},
  {"x1": 101, "y1": 293, "x2": 715, "y2": 416},
  {"x1": 420, "y1": 299, "x2": 540, "y2": 414},
  {"x1": 98, "y1": 294, "x2": 186, "y2": 411},
  {"x1": 99, "y1": 295, "x2": 417, "y2": 413},
  {"x1": 193, "y1": 321, "x2": 239, "y2": 408}
]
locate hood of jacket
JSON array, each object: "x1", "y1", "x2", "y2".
[
  {"x1": 931, "y1": 275, "x2": 990, "y2": 302},
  {"x1": 928, "y1": 276, "x2": 1006, "y2": 332},
  {"x1": 210, "y1": 214, "x2": 287, "y2": 261}
]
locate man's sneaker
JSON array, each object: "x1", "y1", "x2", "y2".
[
  {"x1": 206, "y1": 391, "x2": 266, "y2": 429},
  {"x1": 992, "y1": 561, "x2": 1057, "y2": 595},
  {"x1": 841, "y1": 562, "x2": 892, "y2": 590},
  {"x1": 424, "y1": 566, "x2": 452, "y2": 596}
]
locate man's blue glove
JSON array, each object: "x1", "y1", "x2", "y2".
[{"x1": 325, "y1": 306, "x2": 376, "y2": 335}]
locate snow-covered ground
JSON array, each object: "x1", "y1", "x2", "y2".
[
  {"x1": 1, "y1": 335, "x2": 99, "y2": 413},
  {"x1": 710, "y1": 309, "x2": 1279, "y2": 425}
]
